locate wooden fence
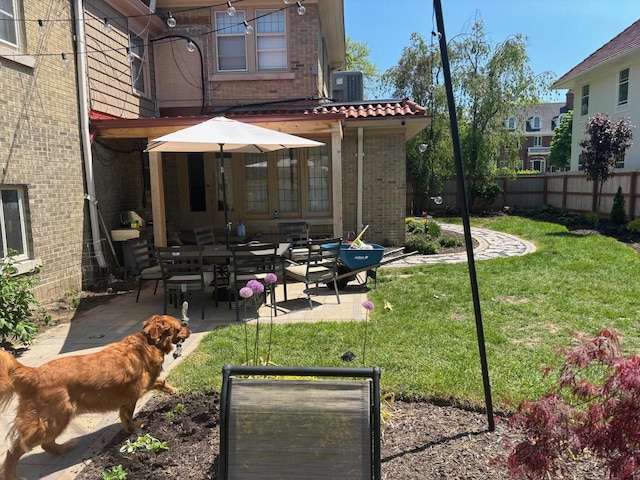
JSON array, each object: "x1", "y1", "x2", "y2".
[{"x1": 410, "y1": 171, "x2": 640, "y2": 219}]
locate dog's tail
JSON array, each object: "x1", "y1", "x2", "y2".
[{"x1": 0, "y1": 350, "x2": 20, "y2": 412}]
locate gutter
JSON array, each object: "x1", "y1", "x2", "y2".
[{"x1": 74, "y1": 0, "x2": 106, "y2": 268}]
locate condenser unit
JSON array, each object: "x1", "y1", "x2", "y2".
[{"x1": 332, "y1": 71, "x2": 364, "y2": 102}]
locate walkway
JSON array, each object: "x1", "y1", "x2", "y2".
[{"x1": 0, "y1": 223, "x2": 534, "y2": 480}]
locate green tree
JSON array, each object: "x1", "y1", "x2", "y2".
[
  {"x1": 548, "y1": 110, "x2": 573, "y2": 169},
  {"x1": 579, "y1": 113, "x2": 633, "y2": 228},
  {"x1": 345, "y1": 36, "x2": 380, "y2": 99}
]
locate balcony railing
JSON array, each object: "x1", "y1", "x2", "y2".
[{"x1": 527, "y1": 146, "x2": 550, "y2": 155}]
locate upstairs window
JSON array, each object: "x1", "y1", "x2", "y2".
[
  {"x1": 256, "y1": 10, "x2": 286, "y2": 70},
  {"x1": 129, "y1": 31, "x2": 149, "y2": 96},
  {"x1": 216, "y1": 11, "x2": 247, "y2": 71},
  {"x1": 533, "y1": 136, "x2": 542, "y2": 147},
  {"x1": 0, "y1": 0, "x2": 18, "y2": 47},
  {"x1": 580, "y1": 84, "x2": 589, "y2": 116},
  {"x1": 531, "y1": 116, "x2": 541, "y2": 130},
  {"x1": 506, "y1": 117, "x2": 516, "y2": 130},
  {"x1": 618, "y1": 68, "x2": 629, "y2": 106}
]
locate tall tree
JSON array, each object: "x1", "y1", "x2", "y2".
[
  {"x1": 579, "y1": 113, "x2": 633, "y2": 227},
  {"x1": 548, "y1": 110, "x2": 573, "y2": 170},
  {"x1": 345, "y1": 36, "x2": 380, "y2": 99},
  {"x1": 382, "y1": 19, "x2": 551, "y2": 211}
]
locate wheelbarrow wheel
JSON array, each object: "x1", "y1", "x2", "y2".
[{"x1": 334, "y1": 266, "x2": 352, "y2": 290}]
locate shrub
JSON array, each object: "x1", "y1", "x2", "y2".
[
  {"x1": 536, "y1": 204, "x2": 558, "y2": 215},
  {"x1": 404, "y1": 234, "x2": 439, "y2": 255},
  {"x1": 628, "y1": 218, "x2": 640, "y2": 233},
  {"x1": 507, "y1": 329, "x2": 640, "y2": 479},
  {"x1": 102, "y1": 465, "x2": 127, "y2": 480},
  {"x1": 439, "y1": 237, "x2": 462, "y2": 248},
  {"x1": 406, "y1": 219, "x2": 425, "y2": 234},
  {"x1": 610, "y1": 186, "x2": 626, "y2": 226},
  {"x1": 0, "y1": 252, "x2": 40, "y2": 348},
  {"x1": 426, "y1": 221, "x2": 441, "y2": 238}
]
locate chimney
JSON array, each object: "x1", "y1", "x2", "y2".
[{"x1": 565, "y1": 90, "x2": 574, "y2": 110}]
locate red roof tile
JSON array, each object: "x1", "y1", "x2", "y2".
[{"x1": 554, "y1": 19, "x2": 640, "y2": 87}]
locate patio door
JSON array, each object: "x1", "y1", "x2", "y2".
[{"x1": 177, "y1": 153, "x2": 219, "y2": 229}]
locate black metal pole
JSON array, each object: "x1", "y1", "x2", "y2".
[
  {"x1": 433, "y1": 0, "x2": 494, "y2": 431},
  {"x1": 219, "y1": 144, "x2": 230, "y2": 248}
]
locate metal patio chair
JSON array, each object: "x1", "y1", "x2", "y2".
[{"x1": 127, "y1": 237, "x2": 162, "y2": 303}]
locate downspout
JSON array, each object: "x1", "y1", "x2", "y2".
[
  {"x1": 74, "y1": 0, "x2": 106, "y2": 268},
  {"x1": 357, "y1": 127, "x2": 364, "y2": 233}
]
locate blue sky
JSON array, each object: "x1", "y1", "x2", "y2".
[{"x1": 344, "y1": 0, "x2": 639, "y2": 101}]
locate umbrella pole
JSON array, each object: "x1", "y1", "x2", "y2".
[{"x1": 219, "y1": 143, "x2": 230, "y2": 248}]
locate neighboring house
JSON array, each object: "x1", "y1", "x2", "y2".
[
  {"x1": 553, "y1": 19, "x2": 640, "y2": 171},
  {"x1": 1, "y1": 0, "x2": 86, "y2": 301},
  {"x1": 87, "y1": 0, "x2": 430, "y2": 252},
  {"x1": 502, "y1": 93, "x2": 573, "y2": 173}
]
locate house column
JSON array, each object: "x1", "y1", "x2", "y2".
[
  {"x1": 331, "y1": 123, "x2": 343, "y2": 238},
  {"x1": 148, "y1": 150, "x2": 167, "y2": 246}
]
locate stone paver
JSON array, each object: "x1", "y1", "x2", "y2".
[{"x1": 0, "y1": 223, "x2": 534, "y2": 479}]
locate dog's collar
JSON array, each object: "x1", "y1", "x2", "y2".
[{"x1": 144, "y1": 332, "x2": 164, "y2": 351}]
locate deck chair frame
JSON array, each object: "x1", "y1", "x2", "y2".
[{"x1": 219, "y1": 365, "x2": 381, "y2": 480}]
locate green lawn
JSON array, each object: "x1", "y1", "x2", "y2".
[{"x1": 168, "y1": 215, "x2": 640, "y2": 412}]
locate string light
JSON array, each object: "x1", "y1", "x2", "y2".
[
  {"x1": 283, "y1": 0, "x2": 291, "y2": 3},
  {"x1": 296, "y1": 2, "x2": 306, "y2": 15},
  {"x1": 226, "y1": 2, "x2": 236, "y2": 16},
  {"x1": 125, "y1": 48, "x2": 135, "y2": 63},
  {"x1": 61, "y1": 52, "x2": 69, "y2": 67},
  {"x1": 243, "y1": 20, "x2": 253, "y2": 35},
  {"x1": 166, "y1": 11, "x2": 176, "y2": 28},
  {"x1": 103, "y1": 17, "x2": 112, "y2": 33},
  {"x1": 186, "y1": 40, "x2": 196, "y2": 52},
  {"x1": 38, "y1": 19, "x2": 45, "y2": 34}
]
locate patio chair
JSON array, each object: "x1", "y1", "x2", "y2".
[
  {"x1": 126, "y1": 238, "x2": 162, "y2": 303},
  {"x1": 278, "y1": 221, "x2": 310, "y2": 263},
  {"x1": 229, "y1": 243, "x2": 282, "y2": 322},
  {"x1": 285, "y1": 237, "x2": 342, "y2": 309},
  {"x1": 156, "y1": 245, "x2": 215, "y2": 319},
  {"x1": 219, "y1": 364, "x2": 381, "y2": 480},
  {"x1": 194, "y1": 225, "x2": 229, "y2": 306}
]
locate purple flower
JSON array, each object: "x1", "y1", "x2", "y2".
[
  {"x1": 246, "y1": 279, "x2": 264, "y2": 295},
  {"x1": 239, "y1": 287, "x2": 254, "y2": 299},
  {"x1": 362, "y1": 300, "x2": 375, "y2": 311},
  {"x1": 264, "y1": 273, "x2": 278, "y2": 285}
]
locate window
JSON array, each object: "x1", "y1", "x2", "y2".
[
  {"x1": 0, "y1": 0, "x2": 18, "y2": 47},
  {"x1": 581, "y1": 84, "x2": 589, "y2": 116},
  {"x1": 277, "y1": 149, "x2": 299, "y2": 212},
  {"x1": 506, "y1": 117, "x2": 516, "y2": 130},
  {"x1": 530, "y1": 157, "x2": 545, "y2": 173},
  {"x1": 129, "y1": 32, "x2": 149, "y2": 96},
  {"x1": 307, "y1": 146, "x2": 330, "y2": 213},
  {"x1": 533, "y1": 136, "x2": 542, "y2": 147},
  {"x1": 618, "y1": 68, "x2": 629, "y2": 106},
  {"x1": 245, "y1": 153, "x2": 269, "y2": 214},
  {"x1": 187, "y1": 154, "x2": 206, "y2": 212},
  {"x1": 531, "y1": 116, "x2": 541, "y2": 130},
  {"x1": 216, "y1": 11, "x2": 247, "y2": 71},
  {"x1": 256, "y1": 10, "x2": 286, "y2": 70},
  {"x1": 217, "y1": 153, "x2": 233, "y2": 212},
  {"x1": 0, "y1": 187, "x2": 28, "y2": 260}
]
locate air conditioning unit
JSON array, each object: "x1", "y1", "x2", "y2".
[{"x1": 332, "y1": 71, "x2": 364, "y2": 102}]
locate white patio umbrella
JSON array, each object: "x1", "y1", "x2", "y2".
[{"x1": 146, "y1": 116, "x2": 324, "y2": 244}]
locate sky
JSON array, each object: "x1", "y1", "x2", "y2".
[{"x1": 344, "y1": 0, "x2": 639, "y2": 101}]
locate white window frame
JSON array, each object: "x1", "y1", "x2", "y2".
[
  {"x1": 0, "y1": 0, "x2": 19, "y2": 49},
  {"x1": 533, "y1": 136, "x2": 542, "y2": 147},
  {"x1": 581, "y1": 84, "x2": 589, "y2": 116},
  {"x1": 530, "y1": 157, "x2": 545, "y2": 173},
  {"x1": 618, "y1": 67, "x2": 629, "y2": 107},
  {"x1": 0, "y1": 186, "x2": 29, "y2": 261},
  {"x1": 215, "y1": 10, "x2": 248, "y2": 72},
  {"x1": 506, "y1": 117, "x2": 516, "y2": 130},
  {"x1": 255, "y1": 10, "x2": 287, "y2": 71},
  {"x1": 129, "y1": 31, "x2": 150, "y2": 97},
  {"x1": 531, "y1": 116, "x2": 541, "y2": 130}
]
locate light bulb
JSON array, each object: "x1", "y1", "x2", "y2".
[
  {"x1": 227, "y1": 2, "x2": 236, "y2": 16},
  {"x1": 296, "y1": 2, "x2": 306, "y2": 15},
  {"x1": 126, "y1": 48, "x2": 135, "y2": 63},
  {"x1": 283, "y1": 0, "x2": 291, "y2": 3},
  {"x1": 61, "y1": 53, "x2": 69, "y2": 68},
  {"x1": 186, "y1": 40, "x2": 196, "y2": 52},
  {"x1": 431, "y1": 196, "x2": 443, "y2": 205},
  {"x1": 38, "y1": 19, "x2": 45, "y2": 35},
  {"x1": 418, "y1": 144, "x2": 428, "y2": 153},
  {"x1": 166, "y1": 12, "x2": 176, "y2": 28},
  {"x1": 243, "y1": 21, "x2": 253, "y2": 35},
  {"x1": 103, "y1": 18, "x2": 112, "y2": 33}
]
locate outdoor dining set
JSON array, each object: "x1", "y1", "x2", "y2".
[{"x1": 126, "y1": 221, "x2": 343, "y2": 320}]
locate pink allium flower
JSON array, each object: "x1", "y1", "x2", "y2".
[
  {"x1": 362, "y1": 300, "x2": 375, "y2": 311},
  {"x1": 239, "y1": 287, "x2": 253, "y2": 299},
  {"x1": 247, "y1": 279, "x2": 264, "y2": 295},
  {"x1": 264, "y1": 273, "x2": 278, "y2": 284}
]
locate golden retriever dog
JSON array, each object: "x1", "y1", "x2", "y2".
[{"x1": 0, "y1": 314, "x2": 190, "y2": 480}]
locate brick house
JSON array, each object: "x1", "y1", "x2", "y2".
[
  {"x1": 1, "y1": 0, "x2": 86, "y2": 301},
  {"x1": 2, "y1": 0, "x2": 428, "y2": 302}
]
